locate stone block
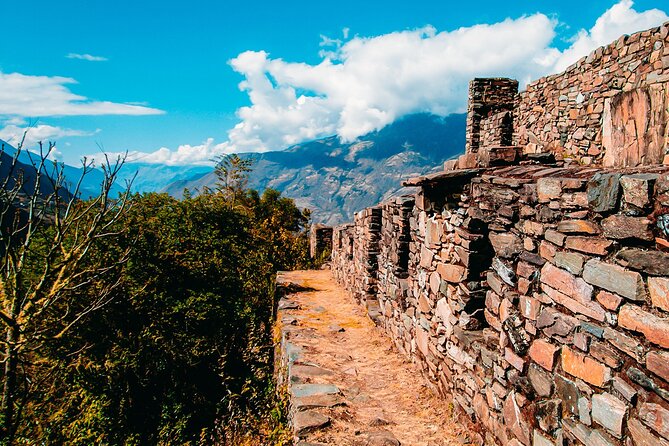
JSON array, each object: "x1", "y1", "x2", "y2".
[
  {"x1": 537, "y1": 178, "x2": 562, "y2": 203},
  {"x1": 489, "y1": 232, "x2": 523, "y2": 258},
  {"x1": 557, "y1": 219, "x2": 601, "y2": 234},
  {"x1": 436, "y1": 263, "x2": 467, "y2": 283},
  {"x1": 612, "y1": 376, "x2": 637, "y2": 402},
  {"x1": 565, "y1": 236, "x2": 613, "y2": 255},
  {"x1": 540, "y1": 262, "x2": 593, "y2": 303},
  {"x1": 528, "y1": 364, "x2": 552, "y2": 397},
  {"x1": 519, "y1": 295, "x2": 541, "y2": 320},
  {"x1": 616, "y1": 248, "x2": 669, "y2": 276},
  {"x1": 528, "y1": 339, "x2": 559, "y2": 371},
  {"x1": 601, "y1": 215, "x2": 654, "y2": 241},
  {"x1": 649, "y1": 277, "x2": 669, "y2": 312},
  {"x1": 554, "y1": 251, "x2": 586, "y2": 276},
  {"x1": 561, "y1": 347, "x2": 611, "y2": 387},
  {"x1": 587, "y1": 173, "x2": 621, "y2": 213},
  {"x1": 544, "y1": 229, "x2": 566, "y2": 246},
  {"x1": 621, "y1": 173, "x2": 657, "y2": 210},
  {"x1": 532, "y1": 430, "x2": 554, "y2": 446},
  {"x1": 595, "y1": 291, "x2": 623, "y2": 311},
  {"x1": 582, "y1": 259, "x2": 647, "y2": 301},
  {"x1": 592, "y1": 392, "x2": 627, "y2": 438},
  {"x1": 647, "y1": 350, "x2": 669, "y2": 382},
  {"x1": 628, "y1": 418, "x2": 669, "y2": 446},
  {"x1": 505, "y1": 347, "x2": 525, "y2": 372},
  {"x1": 639, "y1": 402, "x2": 669, "y2": 440},
  {"x1": 619, "y1": 304, "x2": 669, "y2": 348}
]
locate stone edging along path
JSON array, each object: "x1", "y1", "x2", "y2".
[{"x1": 275, "y1": 269, "x2": 469, "y2": 446}]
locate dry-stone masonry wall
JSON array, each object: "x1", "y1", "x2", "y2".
[
  {"x1": 514, "y1": 22, "x2": 669, "y2": 167},
  {"x1": 330, "y1": 22, "x2": 669, "y2": 446}
]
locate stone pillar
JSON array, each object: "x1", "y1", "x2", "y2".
[{"x1": 465, "y1": 78, "x2": 519, "y2": 154}]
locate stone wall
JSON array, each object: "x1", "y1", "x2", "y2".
[
  {"x1": 330, "y1": 22, "x2": 669, "y2": 446},
  {"x1": 514, "y1": 22, "x2": 669, "y2": 166},
  {"x1": 332, "y1": 164, "x2": 669, "y2": 446},
  {"x1": 462, "y1": 22, "x2": 669, "y2": 168}
]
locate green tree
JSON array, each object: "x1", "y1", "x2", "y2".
[{"x1": 213, "y1": 154, "x2": 254, "y2": 207}]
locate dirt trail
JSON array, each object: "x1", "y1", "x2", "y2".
[{"x1": 277, "y1": 269, "x2": 468, "y2": 446}]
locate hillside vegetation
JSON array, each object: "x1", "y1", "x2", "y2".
[{"x1": 0, "y1": 146, "x2": 309, "y2": 445}]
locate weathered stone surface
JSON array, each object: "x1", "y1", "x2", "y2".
[
  {"x1": 587, "y1": 173, "x2": 621, "y2": 213},
  {"x1": 612, "y1": 377, "x2": 637, "y2": 402},
  {"x1": 592, "y1": 392, "x2": 627, "y2": 437},
  {"x1": 616, "y1": 248, "x2": 669, "y2": 276},
  {"x1": 565, "y1": 236, "x2": 613, "y2": 255},
  {"x1": 541, "y1": 262, "x2": 593, "y2": 302},
  {"x1": 601, "y1": 215, "x2": 654, "y2": 241},
  {"x1": 544, "y1": 229, "x2": 566, "y2": 246},
  {"x1": 639, "y1": 402, "x2": 669, "y2": 440},
  {"x1": 558, "y1": 219, "x2": 601, "y2": 234},
  {"x1": 537, "y1": 178, "x2": 562, "y2": 203},
  {"x1": 293, "y1": 393, "x2": 345, "y2": 411},
  {"x1": 555, "y1": 375, "x2": 580, "y2": 415},
  {"x1": 294, "y1": 411, "x2": 331, "y2": 436},
  {"x1": 534, "y1": 399, "x2": 561, "y2": 433},
  {"x1": 648, "y1": 351, "x2": 669, "y2": 382},
  {"x1": 579, "y1": 396, "x2": 592, "y2": 426},
  {"x1": 595, "y1": 291, "x2": 623, "y2": 311},
  {"x1": 503, "y1": 392, "x2": 531, "y2": 446},
  {"x1": 505, "y1": 347, "x2": 525, "y2": 372},
  {"x1": 528, "y1": 339, "x2": 559, "y2": 371},
  {"x1": 489, "y1": 232, "x2": 523, "y2": 258},
  {"x1": 291, "y1": 383, "x2": 341, "y2": 399},
  {"x1": 583, "y1": 259, "x2": 647, "y2": 301},
  {"x1": 554, "y1": 251, "x2": 586, "y2": 276},
  {"x1": 492, "y1": 257, "x2": 516, "y2": 286},
  {"x1": 621, "y1": 173, "x2": 657, "y2": 210},
  {"x1": 436, "y1": 263, "x2": 467, "y2": 283},
  {"x1": 532, "y1": 430, "x2": 554, "y2": 446},
  {"x1": 650, "y1": 277, "x2": 669, "y2": 312},
  {"x1": 528, "y1": 364, "x2": 552, "y2": 397},
  {"x1": 562, "y1": 347, "x2": 611, "y2": 387},
  {"x1": 619, "y1": 304, "x2": 669, "y2": 348},
  {"x1": 628, "y1": 418, "x2": 669, "y2": 446},
  {"x1": 363, "y1": 431, "x2": 401, "y2": 446}
]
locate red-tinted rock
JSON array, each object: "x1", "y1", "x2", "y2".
[
  {"x1": 561, "y1": 347, "x2": 611, "y2": 387},
  {"x1": 619, "y1": 304, "x2": 669, "y2": 348}
]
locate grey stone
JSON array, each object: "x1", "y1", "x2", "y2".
[
  {"x1": 294, "y1": 411, "x2": 330, "y2": 436},
  {"x1": 291, "y1": 383, "x2": 341, "y2": 398},
  {"x1": 627, "y1": 367, "x2": 669, "y2": 403},
  {"x1": 592, "y1": 392, "x2": 627, "y2": 438},
  {"x1": 528, "y1": 363, "x2": 553, "y2": 397},
  {"x1": 492, "y1": 257, "x2": 516, "y2": 286},
  {"x1": 578, "y1": 397, "x2": 592, "y2": 425},
  {"x1": 554, "y1": 251, "x2": 585, "y2": 275},
  {"x1": 533, "y1": 430, "x2": 555, "y2": 446},
  {"x1": 612, "y1": 377, "x2": 637, "y2": 403},
  {"x1": 582, "y1": 259, "x2": 647, "y2": 301},
  {"x1": 587, "y1": 173, "x2": 621, "y2": 213},
  {"x1": 363, "y1": 430, "x2": 401, "y2": 446}
]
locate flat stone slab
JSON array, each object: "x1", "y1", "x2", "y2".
[
  {"x1": 294, "y1": 411, "x2": 331, "y2": 436},
  {"x1": 293, "y1": 393, "x2": 345, "y2": 411},
  {"x1": 291, "y1": 383, "x2": 341, "y2": 399}
]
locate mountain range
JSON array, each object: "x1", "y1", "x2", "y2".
[
  {"x1": 1, "y1": 113, "x2": 466, "y2": 224},
  {"x1": 164, "y1": 113, "x2": 466, "y2": 224}
]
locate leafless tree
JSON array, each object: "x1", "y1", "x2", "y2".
[{"x1": 0, "y1": 135, "x2": 133, "y2": 441}]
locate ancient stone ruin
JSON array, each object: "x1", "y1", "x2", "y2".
[{"x1": 326, "y1": 21, "x2": 669, "y2": 446}]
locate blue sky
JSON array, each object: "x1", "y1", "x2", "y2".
[{"x1": 0, "y1": 0, "x2": 667, "y2": 165}]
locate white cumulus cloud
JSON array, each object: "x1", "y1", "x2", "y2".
[
  {"x1": 93, "y1": 138, "x2": 234, "y2": 167},
  {"x1": 0, "y1": 72, "x2": 164, "y2": 117},
  {"x1": 0, "y1": 123, "x2": 99, "y2": 150},
  {"x1": 101, "y1": 0, "x2": 668, "y2": 165},
  {"x1": 66, "y1": 53, "x2": 108, "y2": 62}
]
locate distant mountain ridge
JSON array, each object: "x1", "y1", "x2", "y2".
[{"x1": 165, "y1": 113, "x2": 466, "y2": 224}]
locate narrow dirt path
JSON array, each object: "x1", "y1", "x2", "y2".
[{"x1": 277, "y1": 269, "x2": 467, "y2": 446}]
